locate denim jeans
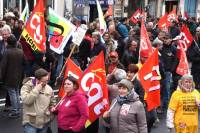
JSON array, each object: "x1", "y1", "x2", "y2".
[
  {"x1": 55, "y1": 54, "x2": 64, "y2": 77},
  {"x1": 6, "y1": 87, "x2": 20, "y2": 113},
  {"x1": 23, "y1": 123, "x2": 49, "y2": 133},
  {"x1": 162, "y1": 72, "x2": 172, "y2": 109}
]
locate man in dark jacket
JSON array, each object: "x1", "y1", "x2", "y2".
[
  {"x1": 187, "y1": 27, "x2": 200, "y2": 90},
  {"x1": 0, "y1": 35, "x2": 25, "y2": 118}
]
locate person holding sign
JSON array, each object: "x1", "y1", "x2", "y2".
[
  {"x1": 167, "y1": 74, "x2": 200, "y2": 133},
  {"x1": 103, "y1": 79, "x2": 147, "y2": 133}
]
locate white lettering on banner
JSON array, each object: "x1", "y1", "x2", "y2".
[
  {"x1": 88, "y1": 83, "x2": 102, "y2": 106},
  {"x1": 81, "y1": 72, "x2": 95, "y2": 92},
  {"x1": 81, "y1": 72, "x2": 107, "y2": 116},
  {"x1": 143, "y1": 65, "x2": 160, "y2": 92},
  {"x1": 149, "y1": 85, "x2": 160, "y2": 92},
  {"x1": 144, "y1": 66, "x2": 160, "y2": 81},
  {"x1": 178, "y1": 32, "x2": 191, "y2": 51},
  {"x1": 68, "y1": 71, "x2": 79, "y2": 79},
  {"x1": 167, "y1": 14, "x2": 176, "y2": 22},
  {"x1": 94, "y1": 99, "x2": 108, "y2": 115},
  {"x1": 30, "y1": 14, "x2": 42, "y2": 44}
]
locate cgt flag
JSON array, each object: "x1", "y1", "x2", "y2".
[
  {"x1": 58, "y1": 58, "x2": 83, "y2": 98},
  {"x1": 20, "y1": 0, "x2": 46, "y2": 52},
  {"x1": 139, "y1": 19, "x2": 153, "y2": 61},
  {"x1": 130, "y1": 9, "x2": 145, "y2": 24},
  {"x1": 176, "y1": 42, "x2": 190, "y2": 76},
  {"x1": 79, "y1": 51, "x2": 109, "y2": 127},
  {"x1": 138, "y1": 48, "x2": 161, "y2": 111}
]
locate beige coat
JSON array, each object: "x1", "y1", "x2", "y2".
[{"x1": 21, "y1": 77, "x2": 56, "y2": 128}]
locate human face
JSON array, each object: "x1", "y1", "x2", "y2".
[
  {"x1": 92, "y1": 35, "x2": 99, "y2": 44},
  {"x1": 38, "y1": 75, "x2": 49, "y2": 87},
  {"x1": 181, "y1": 79, "x2": 193, "y2": 92},
  {"x1": 129, "y1": 41, "x2": 137, "y2": 51},
  {"x1": 64, "y1": 79, "x2": 75, "y2": 95},
  {"x1": 118, "y1": 85, "x2": 129, "y2": 97},
  {"x1": 127, "y1": 71, "x2": 135, "y2": 81},
  {"x1": 1, "y1": 30, "x2": 11, "y2": 41}
]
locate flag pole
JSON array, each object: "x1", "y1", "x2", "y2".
[{"x1": 54, "y1": 44, "x2": 77, "y2": 85}]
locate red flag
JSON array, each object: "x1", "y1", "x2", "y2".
[
  {"x1": 79, "y1": 51, "x2": 109, "y2": 127},
  {"x1": 139, "y1": 19, "x2": 153, "y2": 60},
  {"x1": 158, "y1": 9, "x2": 177, "y2": 30},
  {"x1": 158, "y1": 13, "x2": 168, "y2": 30},
  {"x1": 21, "y1": 0, "x2": 46, "y2": 52},
  {"x1": 138, "y1": 48, "x2": 160, "y2": 111},
  {"x1": 167, "y1": 9, "x2": 178, "y2": 22},
  {"x1": 58, "y1": 58, "x2": 83, "y2": 97},
  {"x1": 175, "y1": 25, "x2": 193, "y2": 58},
  {"x1": 104, "y1": 5, "x2": 113, "y2": 17},
  {"x1": 130, "y1": 9, "x2": 144, "y2": 24},
  {"x1": 176, "y1": 42, "x2": 190, "y2": 76}
]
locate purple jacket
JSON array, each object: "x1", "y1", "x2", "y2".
[{"x1": 57, "y1": 91, "x2": 89, "y2": 132}]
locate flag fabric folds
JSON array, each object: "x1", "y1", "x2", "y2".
[
  {"x1": 139, "y1": 19, "x2": 153, "y2": 61},
  {"x1": 138, "y1": 48, "x2": 161, "y2": 111},
  {"x1": 48, "y1": 8, "x2": 76, "y2": 54},
  {"x1": 158, "y1": 9, "x2": 177, "y2": 30},
  {"x1": 79, "y1": 51, "x2": 109, "y2": 127},
  {"x1": 19, "y1": 1, "x2": 29, "y2": 23},
  {"x1": 96, "y1": 0, "x2": 107, "y2": 35},
  {"x1": 130, "y1": 9, "x2": 144, "y2": 24},
  {"x1": 58, "y1": 58, "x2": 83, "y2": 98},
  {"x1": 176, "y1": 42, "x2": 190, "y2": 76},
  {"x1": 20, "y1": 0, "x2": 46, "y2": 52}
]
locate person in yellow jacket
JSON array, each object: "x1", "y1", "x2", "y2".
[{"x1": 166, "y1": 74, "x2": 200, "y2": 133}]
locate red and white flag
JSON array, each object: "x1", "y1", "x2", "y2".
[
  {"x1": 130, "y1": 9, "x2": 145, "y2": 24},
  {"x1": 138, "y1": 48, "x2": 161, "y2": 111},
  {"x1": 158, "y1": 9, "x2": 177, "y2": 30},
  {"x1": 79, "y1": 51, "x2": 109, "y2": 127},
  {"x1": 176, "y1": 42, "x2": 190, "y2": 76},
  {"x1": 139, "y1": 19, "x2": 153, "y2": 61},
  {"x1": 174, "y1": 24, "x2": 193, "y2": 58},
  {"x1": 58, "y1": 58, "x2": 83, "y2": 98},
  {"x1": 20, "y1": 0, "x2": 46, "y2": 52}
]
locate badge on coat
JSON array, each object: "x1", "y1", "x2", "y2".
[
  {"x1": 120, "y1": 104, "x2": 130, "y2": 116},
  {"x1": 65, "y1": 100, "x2": 71, "y2": 107}
]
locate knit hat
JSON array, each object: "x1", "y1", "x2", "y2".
[
  {"x1": 117, "y1": 79, "x2": 133, "y2": 91},
  {"x1": 180, "y1": 74, "x2": 193, "y2": 81}
]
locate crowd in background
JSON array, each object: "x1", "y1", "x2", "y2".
[{"x1": 1, "y1": 6, "x2": 200, "y2": 133}]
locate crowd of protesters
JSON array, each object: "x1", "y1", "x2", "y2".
[{"x1": 1, "y1": 7, "x2": 200, "y2": 133}]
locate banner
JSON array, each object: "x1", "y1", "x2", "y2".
[
  {"x1": 138, "y1": 48, "x2": 161, "y2": 111},
  {"x1": 79, "y1": 51, "x2": 109, "y2": 127},
  {"x1": 130, "y1": 9, "x2": 144, "y2": 24},
  {"x1": 139, "y1": 19, "x2": 153, "y2": 61},
  {"x1": 176, "y1": 42, "x2": 190, "y2": 76},
  {"x1": 58, "y1": 58, "x2": 83, "y2": 97},
  {"x1": 21, "y1": 0, "x2": 46, "y2": 52},
  {"x1": 48, "y1": 8, "x2": 76, "y2": 54}
]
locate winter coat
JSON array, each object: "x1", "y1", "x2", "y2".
[
  {"x1": 187, "y1": 40, "x2": 200, "y2": 74},
  {"x1": 0, "y1": 46, "x2": 25, "y2": 88},
  {"x1": 110, "y1": 92, "x2": 147, "y2": 133},
  {"x1": 21, "y1": 77, "x2": 56, "y2": 128},
  {"x1": 160, "y1": 44, "x2": 178, "y2": 73},
  {"x1": 56, "y1": 91, "x2": 89, "y2": 132}
]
